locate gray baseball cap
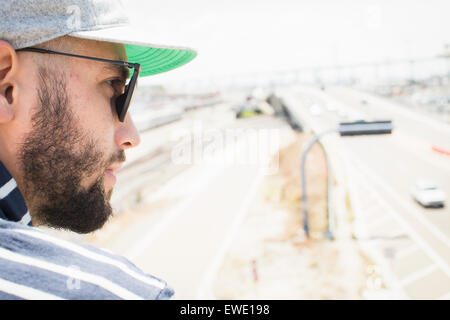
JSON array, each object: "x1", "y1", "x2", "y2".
[{"x1": 0, "y1": 0, "x2": 197, "y2": 77}]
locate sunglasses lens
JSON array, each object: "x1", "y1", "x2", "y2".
[
  {"x1": 115, "y1": 88, "x2": 128, "y2": 122},
  {"x1": 115, "y1": 65, "x2": 140, "y2": 122}
]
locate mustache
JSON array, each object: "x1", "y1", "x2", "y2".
[{"x1": 107, "y1": 150, "x2": 126, "y2": 167}]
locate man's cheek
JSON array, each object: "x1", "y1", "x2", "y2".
[
  {"x1": 67, "y1": 80, "x2": 98, "y2": 121},
  {"x1": 77, "y1": 153, "x2": 106, "y2": 190}
]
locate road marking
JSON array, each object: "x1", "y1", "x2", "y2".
[
  {"x1": 392, "y1": 130, "x2": 450, "y2": 176},
  {"x1": 395, "y1": 244, "x2": 420, "y2": 260},
  {"x1": 399, "y1": 264, "x2": 438, "y2": 286},
  {"x1": 367, "y1": 215, "x2": 394, "y2": 230},
  {"x1": 432, "y1": 145, "x2": 450, "y2": 156},
  {"x1": 358, "y1": 202, "x2": 384, "y2": 220},
  {"x1": 196, "y1": 167, "x2": 265, "y2": 299}
]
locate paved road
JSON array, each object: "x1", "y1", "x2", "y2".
[{"x1": 282, "y1": 85, "x2": 450, "y2": 299}]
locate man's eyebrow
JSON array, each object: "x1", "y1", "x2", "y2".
[{"x1": 102, "y1": 63, "x2": 130, "y2": 81}]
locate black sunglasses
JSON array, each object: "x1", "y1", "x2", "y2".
[{"x1": 16, "y1": 47, "x2": 141, "y2": 122}]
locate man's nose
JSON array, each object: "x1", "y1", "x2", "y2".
[{"x1": 115, "y1": 114, "x2": 141, "y2": 150}]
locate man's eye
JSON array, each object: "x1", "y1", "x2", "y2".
[{"x1": 106, "y1": 79, "x2": 125, "y2": 95}]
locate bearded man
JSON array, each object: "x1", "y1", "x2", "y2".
[{"x1": 0, "y1": 0, "x2": 196, "y2": 299}]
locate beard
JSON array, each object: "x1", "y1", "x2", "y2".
[{"x1": 18, "y1": 67, "x2": 124, "y2": 234}]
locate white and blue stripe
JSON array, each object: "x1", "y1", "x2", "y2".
[{"x1": 0, "y1": 162, "x2": 31, "y2": 226}]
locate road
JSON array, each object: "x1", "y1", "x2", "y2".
[
  {"x1": 282, "y1": 85, "x2": 450, "y2": 299},
  {"x1": 46, "y1": 87, "x2": 449, "y2": 299}
]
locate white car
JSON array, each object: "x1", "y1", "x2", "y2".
[{"x1": 411, "y1": 180, "x2": 446, "y2": 208}]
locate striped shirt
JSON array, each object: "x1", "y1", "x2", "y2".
[
  {"x1": 0, "y1": 162, "x2": 31, "y2": 226},
  {"x1": 0, "y1": 161, "x2": 174, "y2": 299}
]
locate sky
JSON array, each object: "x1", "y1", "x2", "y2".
[{"x1": 126, "y1": 0, "x2": 450, "y2": 86}]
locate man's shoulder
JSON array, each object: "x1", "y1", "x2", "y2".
[{"x1": 0, "y1": 219, "x2": 174, "y2": 300}]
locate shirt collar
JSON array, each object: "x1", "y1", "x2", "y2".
[{"x1": 0, "y1": 161, "x2": 31, "y2": 225}]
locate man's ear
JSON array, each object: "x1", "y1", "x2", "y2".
[{"x1": 0, "y1": 40, "x2": 19, "y2": 123}]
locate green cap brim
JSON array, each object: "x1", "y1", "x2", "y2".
[
  {"x1": 125, "y1": 44, "x2": 197, "y2": 77},
  {"x1": 70, "y1": 26, "x2": 197, "y2": 78}
]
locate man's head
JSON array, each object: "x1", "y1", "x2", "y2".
[{"x1": 0, "y1": 36, "x2": 140, "y2": 233}]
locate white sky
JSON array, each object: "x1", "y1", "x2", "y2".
[{"x1": 126, "y1": 0, "x2": 450, "y2": 85}]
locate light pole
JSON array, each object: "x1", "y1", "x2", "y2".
[
  {"x1": 301, "y1": 120, "x2": 393, "y2": 238},
  {"x1": 301, "y1": 128, "x2": 337, "y2": 237}
]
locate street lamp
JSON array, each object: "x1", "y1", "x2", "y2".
[{"x1": 301, "y1": 120, "x2": 393, "y2": 238}]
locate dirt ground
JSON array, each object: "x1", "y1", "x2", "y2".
[{"x1": 212, "y1": 133, "x2": 377, "y2": 299}]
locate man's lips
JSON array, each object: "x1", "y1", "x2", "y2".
[
  {"x1": 105, "y1": 163, "x2": 123, "y2": 184},
  {"x1": 106, "y1": 165, "x2": 122, "y2": 172},
  {"x1": 105, "y1": 169, "x2": 116, "y2": 181}
]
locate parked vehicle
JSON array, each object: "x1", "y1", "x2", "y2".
[
  {"x1": 236, "y1": 103, "x2": 263, "y2": 118},
  {"x1": 236, "y1": 96, "x2": 264, "y2": 119}
]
